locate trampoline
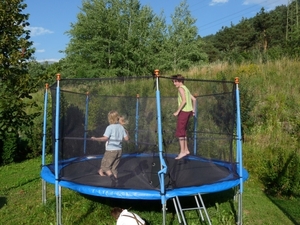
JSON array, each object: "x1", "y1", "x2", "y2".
[{"x1": 41, "y1": 72, "x2": 248, "y2": 225}]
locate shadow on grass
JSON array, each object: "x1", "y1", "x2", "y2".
[
  {"x1": 0, "y1": 197, "x2": 7, "y2": 209},
  {"x1": 266, "y1": 194, "x2": 300, "y2": 225},
  {"x1": 2, "y1": 177, "x2": 40, "y2": 192},
  {"x1": 74, "y1": 188, "x2": 237, "y2": 225},
  {"x1": 69, "y1": 194, "x2": 163, "y2": 225}
]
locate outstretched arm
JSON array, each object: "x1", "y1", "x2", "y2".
[{"x1": 91, "y1": 136, "x2": 109, "y2": 142}]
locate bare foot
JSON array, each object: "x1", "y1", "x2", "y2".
[
  {"x1": 98, "y1": 169, "x2": 106, "y2": 176},
  {"x1": 175, "y1": 153, "x2": 187, "y2": 160}
]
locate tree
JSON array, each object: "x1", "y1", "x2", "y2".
[
  {"x1": 0, "y1": 0, "x2": 37, "y2": 163},
  {"x1": 63, "y1": 0, "x2": 160, "y2": 77},
  {"x1": 166, "y1": 0, "x2": 207, "y2": 71},
  {"x1": 253, "y1": 8, "x2": 272, "y2": 52}
]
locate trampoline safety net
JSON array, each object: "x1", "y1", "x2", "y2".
[{"x1": 47, "y1": 76, "x2": 239, "y2": 191}]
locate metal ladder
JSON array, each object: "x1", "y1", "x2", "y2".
[{"x1": 172, "y1": 193, "x2": 212, "y2": 225}]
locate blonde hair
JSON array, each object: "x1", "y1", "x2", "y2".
[
  {"x1": 107, "y1": 110, "x2": 119, "y2": 124},
  {"x1": 107, "y1": 111, "x2": 128, "y2": 125},
  {"x1": 119, "y1": 116, "x2": 128, "y2": 126}
]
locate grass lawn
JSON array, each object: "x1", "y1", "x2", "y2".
[{"x1": 0, "y1": 157, "x2": 299, "y2": 225}]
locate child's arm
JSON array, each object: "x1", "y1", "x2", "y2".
[
  {"x1": 91, "y1": 136, "x2": 109, "y2": 142},
  {"x1": 123, "y1": 129, "x2": 129, "y2": 141},
  {"x1": 191, "y1": 95, "x2": 197, "y2": 115}
]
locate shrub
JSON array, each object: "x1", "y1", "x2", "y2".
[
  {"x1": 1, "y1": 132, "x2": 18, "y2": 164},
  {"x1": 260, "y1": 146, "x2": 300, "y2": 197}
]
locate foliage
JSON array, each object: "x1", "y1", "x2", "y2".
[
  {"x1": 166, "y1": 0, "x2": 207, "y2": 71},
  {"x1": 62, "y1": 0, "x2": 207, "y2": 77},
  {"x1": 1, "y1": 132, "x2": 18, "y2": 164},
  {"x1": 63, "y1": 0, "x2": 160, "y2": 77},
  {"x1": 0, "y1": 0, "x2": 41, "y2": 163},
  {"x1": 27, "y1": 61, "x2": 58, "y2": 85},
  {"x1": 206, "y1": 5, "x2": 291, "y2": 63},
  {"x1": 22, "y1": 89, "x2": 52, "y2": 158},
  {"x1": 260, "y1": 147, "x2": 300, "y2": 197}
]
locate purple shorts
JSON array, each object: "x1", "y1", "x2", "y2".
[{"x1": 175, "y1": 111, "x2": 193, "y2": 137}]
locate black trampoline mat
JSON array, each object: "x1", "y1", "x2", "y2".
[{"x1": 48, "y1": 155, "x2": 239, "y2": 190}]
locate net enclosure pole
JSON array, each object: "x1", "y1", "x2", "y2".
[
  {"x1": 42, "y1": 83, "x2": 49, "y2": 204},
  {"x1": 193, "y1": 95, "x2": 198, "y2": 155},
  {"x1": 83, "y1": 92, "x2": 89, "y2": 154},
  {"x1": 154, "y1": 69, "x2": 168, "y2": 225},
  {"x1": 54, "y1": 74, "x2": 62, "y2": 225},
  {"x1": 135, "y1": 94, "x2": 140, "y2": 150},
  {"x1": 235, "y1": 77, "x2": 243, "y2": 225}
]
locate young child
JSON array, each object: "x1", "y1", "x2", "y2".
[
  {"x1": 91, "y1": 110, "x2": 129, "y2": 185},
  {"x1": 172, "y1": 74, "x2": 196, "y2": 160},
  {"x1": 111, "y1": 207, "x2": 145, "y2": 225}
]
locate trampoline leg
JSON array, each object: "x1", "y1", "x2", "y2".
[
  {"x1": 236, "y1": 190, "x2": 243, "y2": 225},
  {"x1": 56, "y1": 186, "x2": 62, "y2": 225},
  {"x1": 42, "y1": 179, "x2": 46, "y2": 204},
  {"x1": 162, "y1": 203, "x2": 167, "y2": 225}
]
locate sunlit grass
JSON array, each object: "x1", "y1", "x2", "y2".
[{"x1": 0, "y1": 157, "x2": 298, "y2": 225}]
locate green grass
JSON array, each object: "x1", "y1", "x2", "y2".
[{"x1": 0, "y1": 157, "x2": 299, "y2": 225}]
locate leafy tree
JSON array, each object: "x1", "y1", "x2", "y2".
[
  {"x1": 0, "y1": 0, "x2": 38, "y2": 163},
  {"x1": 266, "y1": 5, "x2": 287, "y2": 48},
  {"x1": 201, "y1": 35, "x2": 221, "y2": 63},
  {"x1": 28, "y1": 60, "x2": 59, "y2": 85},
  {"x1": 62, "y1": 0, "x2": 208, "y2": 77},
  {"x1": 285, "y1": 1, "x2": 300, "y2": 57},
  {"x1": 63, "y1": 0, "x2": 159, "y2": 77},
  {"x1": 166, "y1": 0, "x2": 207, "y2": 71},
  {"x1": 146, "y1": 12, "x2": 170, "y2": 72},
  {"x1": 234, "y1": 18, "x2": 256, "y2": 52},
  {"x1": 252, "y1": 8, "x2": 271, "y2": 52},
  {"x1": 206, "y1": 5, "x2": 291, "y2": 63}
]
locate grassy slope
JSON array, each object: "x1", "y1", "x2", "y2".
[{"x1": 0, "y1": 157, "x2": 297, "y2": 225}]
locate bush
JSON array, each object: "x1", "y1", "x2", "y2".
[
  {"x1": 1, "y1": 132, "x2": 18, "y2": 164},
  {"x1": 260, "y1": 147, "x2": 300, "y2": 197}
]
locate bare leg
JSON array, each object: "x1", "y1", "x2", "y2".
[
  {"x1": 184, "y1": 137, "x2": 190, "y2": 155},
  {"x1": 98, "y1": 169, "x2": 106, "y2": 176},
  {"x1": 104, "y1": 170, "x2": 113, "y2": 177},
  {"x1": 175, "y1": 137, "x2": 188, "y2": 159}
]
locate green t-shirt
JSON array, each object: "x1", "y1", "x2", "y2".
[{"x1": 178, "y1": 85, "x2": 193, "y2": 112}]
